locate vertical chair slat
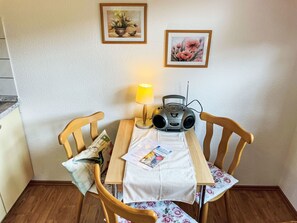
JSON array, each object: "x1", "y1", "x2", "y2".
[
  {"x1": 73, "y1": 129, "x2": 86, "y2": 153},
  {"x1": 63, "y1": 140, "x2": 74, "y2": 159},
  {"x1": 90, "y1": 121, "x2": 99, "y2": 140},
  {"x1": 203, "y1": 122, "x2": 213, "y2": 161},
  {"x1": 214, "y1": 128, "x2": 232, "y2": 169},
  {"x1": 228, "y1": 138, "x2": 247, "y2": 175}
]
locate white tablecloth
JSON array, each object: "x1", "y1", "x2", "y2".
[{"x1": 123, "y1": 126, "x2": 197, "y2": 204}]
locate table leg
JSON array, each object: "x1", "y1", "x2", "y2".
[
  {"x1": 112, "y1": 184, "x2": 118, "y2": 199},
  {"x1": 174, "y1": 201, "x2": 198, "y2": 220},
  {"x1": 198, "y1": 185, "x2": 206, "y2": 222}
]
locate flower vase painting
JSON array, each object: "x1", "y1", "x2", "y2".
[
  {"x1": 100, "y1": 3, "x2": 147, "y2": 43},
  {"x1": 165, "y1": 30, "x2": 212, "y2": 67}
]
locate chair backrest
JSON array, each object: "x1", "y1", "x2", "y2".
[
  {"x1": 94, "y1": 164, "x2": 157, "y2": 223},
  {"x1": 200, "y1": 112, "x2": 254, "y2": 175},
  {"x1": 58, "y1": 111, "x2": 104, "y2": 159}
]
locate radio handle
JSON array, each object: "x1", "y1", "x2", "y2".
[{"x1": 162, "y1": 95, "x2": 185, "y2": 106}]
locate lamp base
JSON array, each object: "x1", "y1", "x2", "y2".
[{"x1": 136, "y1": 119, "x2": 153, "y2": 129}]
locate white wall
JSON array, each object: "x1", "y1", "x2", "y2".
[
  {"x1": 279, "y1": 1, "x2": 297, "y2": 208},
  {"x1": 1, "y1": 0, "x2": 297, "y2": 187},
  {"x1": 280, "y1": 125, "x2": 297, "y2": 210}
]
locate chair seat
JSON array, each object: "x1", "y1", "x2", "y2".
[
  {"x1": 195, "y1": 162, "x2": 238, "y2": 204},
  {"x1": 118, "y1": 201, "x2": 198, "y2": 223}
]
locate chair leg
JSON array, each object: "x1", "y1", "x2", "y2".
[
  {"x1": 77, "y1": 193, "x2": 84, "y2": 223},
  {"x1": 224, "y1": 191, "x2": 231, "y2": 223},
  {"x1": 98, "y1": 203, "x2": 106, "y2": 223},
  {"x1": 201, "y1": 202, "x2": 209, "y2": 223}
]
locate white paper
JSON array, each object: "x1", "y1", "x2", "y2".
[{"x1": 122, "y1": 139, "x2": 172, "y2": 170}]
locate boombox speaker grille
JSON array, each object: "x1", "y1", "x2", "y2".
[
  {"x1": 183, "y1": 116, "x2": 195, "y2": 129},
  {"x1": 152, "y1": 115, "x2": 166, "y2": 129}
]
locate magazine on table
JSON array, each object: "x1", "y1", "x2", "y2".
[
  {"x1": 122, "y1": 139, "x2": 172, "y2": 170},
  {"x1": 139, "y1": 145, "x2": 172, "y2": 168}
]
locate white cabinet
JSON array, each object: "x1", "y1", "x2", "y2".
[{"x1": 0, "y1": 107, "x2": 33, "y2": 219}]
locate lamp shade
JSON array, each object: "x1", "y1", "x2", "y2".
[{"x1": 136, "y1": 84, "x2": 154, "y2": 104}]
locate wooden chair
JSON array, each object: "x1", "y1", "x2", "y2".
[
  {"x1": 58, "y1": 111, "x2": 104, "y2": 159},
  {"x1": 58, "y1": 111, "x2": 105, "y2": 223},
  {"x1": 94, "y1": 165, "x2": 199, "y2": 223},
  {"x1": 94, "y1": 163, "x2": 158, "y2": 223},
  {"x1": 198, "y1": 112, "x2": 254, "y2": 223}
]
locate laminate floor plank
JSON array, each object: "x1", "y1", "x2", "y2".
[
  {"x1": 208, "y1": 189, "x2": 297, "y2": 223},
  {"x1": 2, "y1": 185, "x2": 80, "y2": 223},
  {"x1": 80, "y1": 193, "x2": 102, "y2": 223},
  {"x1": 2, "y1": 184, "x2": 297, "y2": 223}
]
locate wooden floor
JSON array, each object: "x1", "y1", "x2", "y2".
[{"x1": 2, "y1": 183, "x2": 297, "y2": 223}]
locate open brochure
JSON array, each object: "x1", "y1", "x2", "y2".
[
  {"x1": 122, "y1": 139, "x2": 172, "y2": 170},
  {"x1": 140, "y1": 145, "x2": 172, "y2": 168}
]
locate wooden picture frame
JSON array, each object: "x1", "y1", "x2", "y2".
[
  {"x1": 100, "y1": 3, "x2": 147, "y2": 44},
  {"x1": 165, "y1": 30, "x2": 212, "y2": 68}
]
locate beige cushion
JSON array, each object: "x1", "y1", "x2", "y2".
[{"x1": 62, "y1": 130, "x2": 113, "y2": 195}]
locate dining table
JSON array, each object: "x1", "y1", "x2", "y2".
[{"x1": 105, "y1": 119, "x2": 214, "y2": 222}]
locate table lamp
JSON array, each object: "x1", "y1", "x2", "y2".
[{"x1": 135, "y1": 83, "x2": 154, "y2": 129}]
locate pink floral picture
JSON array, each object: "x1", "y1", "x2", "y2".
[{"x1": 165, "y1": 30, "x2": 212, "y2": 67}]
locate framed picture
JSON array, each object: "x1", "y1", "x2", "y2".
[
  {"x1": 165, "y1": 30, "x2": 212, "y2": 68},
  {"x1": 100, "y1": 3, "x2": 147, "y2": 44}
]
